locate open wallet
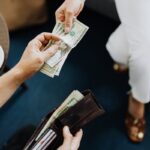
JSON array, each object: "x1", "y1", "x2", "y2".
[{"x1": 24, "y1": 90, "x2": 105, "y2": 150}]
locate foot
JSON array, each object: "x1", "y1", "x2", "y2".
[
  {"x1": 113, "y1": 63, "x2": 128, "y2": 73},
  {"x1": 125, "y1": 95, "x2": 146, "y2": 143}
]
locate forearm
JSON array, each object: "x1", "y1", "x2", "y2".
[
  {"x1": 0, "y1": 32, "x2": 59, "y2": 108},
  {"x1": 0, "y1": 65, "x2": 26, "y2": 107}
]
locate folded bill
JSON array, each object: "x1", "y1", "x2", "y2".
[
  {"x1": 41, "y1": 19, "x2": 89, "y2": 78},
  {"x1": 36, "y1": 90, "x2": 84, "y2": 140}
]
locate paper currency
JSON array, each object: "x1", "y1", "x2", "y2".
[
  {"x1": 36, "y1": 90, "x2": 84, "y2": 140},
  {"x1": 41, "y1": 19, "x2": 89, "y2": 78}
]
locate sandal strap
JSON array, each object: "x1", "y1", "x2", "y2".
[
  {"x1": 127, "y1": 112, "x2": 146, "y2": 125},
  {"x1": 125, "y1": 112, "x2": 146, "y2": 142}
]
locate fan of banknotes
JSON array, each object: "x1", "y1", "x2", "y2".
[
  {"x1": 40, "y1": 19, "x2": 89, "y2": 78},
  {"x1": 36, "y1": 90, "x2": 84, "y2": 140}
]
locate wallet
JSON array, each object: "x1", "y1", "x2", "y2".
[{"x1": 24, "y1": 90, "x2": 105, "y2": 150}]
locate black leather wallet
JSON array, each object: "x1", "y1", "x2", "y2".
[{"x1": 24, "y1": 90, "x2": 105, "y2": 150}]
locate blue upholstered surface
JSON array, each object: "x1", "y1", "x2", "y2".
[{"x1": 0, "y1": 5, "x2": 150, "y2": 150}]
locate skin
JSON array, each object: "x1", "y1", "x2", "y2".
[
  {"x1": 0, "y1": 32, "x2": 60, "y2": 107},
  {"x1": 55, "y1": 0, "x2": 85, "y2": 33},
  {"x1": 56, "y1": 0, "x2": 145, "y2": 141},
  {"x1": 58, "y1": 126, "x2": 83, "y2": 150},
  {"x1": 0, "y1": 32, "x2": 83, "y2": 149}
]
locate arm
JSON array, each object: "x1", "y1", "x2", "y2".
[
  {"x1": 0, "y1": 65, "x2": 27, "y2": 107},
  {"x1": 0, "y1": 32, "x2": 60, "y2": 107},
  {"x1": 55, "y1": 0, "x2": 85, "y2": 33}
]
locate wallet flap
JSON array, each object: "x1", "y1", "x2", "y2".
[
  {"x1": 24, "y1": 90, "x2": 105, "y2": 150},
  {"x1": 24, "y1": 110, "x2": 55, "y2": 150},
  {"x1": 58, "y1": 90, "x2": 105, "y2": 134}
]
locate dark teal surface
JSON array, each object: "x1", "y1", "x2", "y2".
[{"x1": 0, "y1": 3, "x2": 150, "y2": 150}]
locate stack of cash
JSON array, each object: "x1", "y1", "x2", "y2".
[
  {"x1": 41, "y1": 19, "x2": 89, "y2": 78},
  {"x1": 36, "y1": 90, "x2": 84, "y2": 140}
]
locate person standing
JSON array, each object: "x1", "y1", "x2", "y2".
[{"x1": 55, "y1": 0, "x2": 150, "y2": 142}]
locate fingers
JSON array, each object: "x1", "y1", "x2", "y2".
[
  {"x1": 34, "y1": 32, "x2": 60, "y2": 47},
  {"x1": 56, "y1": 6, "x2": 65, "y2": 22},
  {"x1": 58, "y1": 126, "x2": 73, "y2": 150},
  {"x1": 56, "y1": 4, "x2": 74, "y2": 33},
  {"x1": 71, "y1": 129, "x2": 83, "y2": 150},
  {"x1": 57, "y1": 127, "x2": 83, "y2": 150},
  {"x1": 65, "y1": 10, "x2": 74, "y2": 33},
  {"x1": 38, "y1": 32, "x2": 60, "y2": 41},
  {"x1": 42, "y1": 44, "x2": 59, "y2": 61},
  {"x1": 74, "y1": 129, "x2": 83, "y2": 141}
]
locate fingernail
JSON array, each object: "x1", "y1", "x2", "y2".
[
  {"x1": 65, "y1": 27, "x2": 70, "y2": 33},
  {"x1": 79, "y1": 129, "x2": 83, "y2": 134},
  {"x1": 64, "y1": 126, "x2": 69, "y2": 133}
]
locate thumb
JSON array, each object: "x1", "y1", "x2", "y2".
[
  {"x1": 71, "y1": 129, "x2": 83, "y2": 150},
  {"x1": 42, "y1": 44, "x2": 59, "y2": 61},
  {"x1": 65, "y1": 10, "x2": 74, "y2": 33},
  {"x1": 61, "y1": 126, "x2": 73, "y2": 150}
]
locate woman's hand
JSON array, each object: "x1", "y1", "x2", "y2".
[
  {"x1": 55, "y1": 0, "x2": 85, "y2": 33},
  {"x1": 58, "y1": 126, "x2": 83, "y2": 150}
]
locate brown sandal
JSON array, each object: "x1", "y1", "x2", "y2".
[
  {"x1": 113, "y1": 63, "x2": 128, "y2": 73},
  {"x1": 125, "y1": 112, "x2": 146, "y2": 143}
]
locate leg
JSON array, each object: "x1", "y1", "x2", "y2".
[
  {"x1": 129, "y1": 47, "x2": 150, "y2": 104},
  {"x1": 126, "y1": 55, "x2": 150, "y2": 142},
  {"x1": 115, "y1": 0, "x2": 150, "y2": 142},
  {"x1": 106, "y1": 24, "x2": 129, "y2": 65},
  {"x1": 106, "y1": 24, "x2": 129, "y2": 72}
]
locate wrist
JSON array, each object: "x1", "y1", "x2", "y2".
[{"x1": 12, "y1": 64, "x2": 28, "y2": 84}]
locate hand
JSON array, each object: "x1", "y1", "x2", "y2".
[
  {"x1": 55, "y1": 0, "x2": 84, "y2": 33},
  {"x1": 58, "y1": 126, "x2": 83, "y2": 150},
  {"x1": 16, "y1": 32, "x2": 60, "y2": 79}
]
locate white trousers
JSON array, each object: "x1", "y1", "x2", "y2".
[{"x1": 106, "y1": 0, "x2": 150, "y2": 103}]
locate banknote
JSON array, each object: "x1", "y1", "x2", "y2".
[
  {"x1": 60, "y1": 19, "x2": 89, "y2": 48},
  {"x1": 46, "y1": 42, "x2": 69, "y2": 68},
  {"x1": 36, "y1": 90, "x2": 84, "y2": 140},
  {"x1": 41, "y1": 19, "x2": 89, "y2": 78}
]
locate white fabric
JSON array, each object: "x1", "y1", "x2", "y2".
[
  {"x1": 106, "y1": 24, "x2": 129, "y2": 65},
  {"x1": 106, "y1": 0, "x2": 150, "y2": 103},
  {"x1": 0, "y1": 46, "x2": 4, "y2": 68}
]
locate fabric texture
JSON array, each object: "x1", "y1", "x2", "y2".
[
  {"x1": 86, "y1": 0, "x2": 119, "y2": 20},
  {"x1": 106, "y1": 0, "x2": 150, "y2": 103}
]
